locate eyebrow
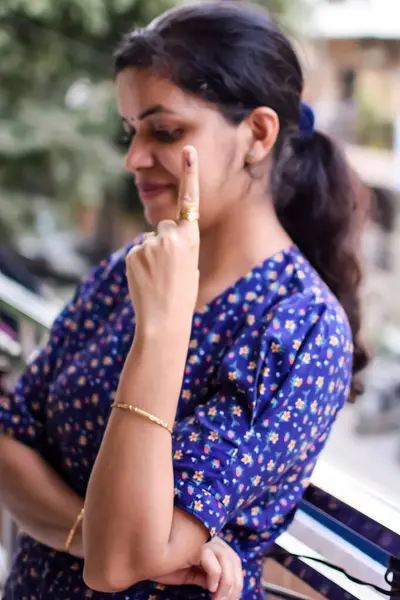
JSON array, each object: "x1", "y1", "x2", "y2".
[{"x1": 136, "y1": 104, "x2": 176, "y2": 121}]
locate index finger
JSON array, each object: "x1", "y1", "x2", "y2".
[{"x1": 177, "y1": 145, "x2": 200, "y2": 226}]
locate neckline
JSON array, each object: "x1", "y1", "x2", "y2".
[{"x1": 193, "y1": 243, "x2": 298, "y2": 318}]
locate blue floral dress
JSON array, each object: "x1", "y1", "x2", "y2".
[{"x1": 0, "y1": 240, "x2": 353, "y2": 599}]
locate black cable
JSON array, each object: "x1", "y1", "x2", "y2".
[
  {"x1": 387, "y1": 557, "x2": 400, "y2": 592},
  {"x1": 269, "y1": 550, "x2": 400, "y2": 597}
]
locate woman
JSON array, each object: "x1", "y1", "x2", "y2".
[{"x1": 0, "y1": 2, "x2": 368, "y2": 599}]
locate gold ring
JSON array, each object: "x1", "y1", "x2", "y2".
[
  {"x1": 179, "y1": 206, "x2": 199, "y2": 222},
  {"x1": 143, "y1": 231, "x2": 157, "y2": 241}
]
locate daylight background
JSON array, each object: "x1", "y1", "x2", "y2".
[{"x1": 1, "y1": 0, "x2": 400, "y2": 594}]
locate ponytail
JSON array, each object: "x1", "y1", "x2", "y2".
[{"x1": 273, "y1": 130, "x2": 370, "y2": 400}]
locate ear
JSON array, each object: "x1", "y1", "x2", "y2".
[{"x1": 243, "y1": 107, "x2": 280, "y2": 165}]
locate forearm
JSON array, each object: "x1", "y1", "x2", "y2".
[
  {"x1": 84, "y1": 328, "x2": 199, "y2": 590},
  {"x1": 0, "y1": 435, "x2": 84, "y2": 557}
]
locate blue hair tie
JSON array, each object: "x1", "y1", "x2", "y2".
[{"x1": 299, "y1": 103, "x2": 315, "y2": 137}]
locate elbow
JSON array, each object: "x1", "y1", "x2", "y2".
[
  {"x1": 83, "y1": 535, "x2": 141, "y2": 592},
  {"x1": 82, "y1": 515, "x2": 143, "y2": 591},
  {"x1": 83, "y1": 542, "x2": 159, "y2": 592},
  {"x1": 83, "y1": 561, "x2": 141, "y2": 593},
  {"x1": 83, "y1": 519, "x2": 173, "y2": 591},
  {"x1": 83, "y1": 548, "x2": 171, "y2": 592}
]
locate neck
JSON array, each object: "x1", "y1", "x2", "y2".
[{"x1": 197, "y1": 195, "x2": 292, "y2": 308}]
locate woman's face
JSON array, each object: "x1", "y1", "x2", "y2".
[{"x1": 116, "y1": 69, "x2": 252, "y2": 230}]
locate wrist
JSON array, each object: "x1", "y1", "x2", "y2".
[
  {"x1": 134, "y1": 320, "x2": 192, "y2": 349},
  {"x1": 117, "y1": 322, "x2": 190, "y2": 425},
  {"x1": 65, "y1": 507, "x2": 84, "y2": 555},
  {"x1": 129, "y1": 326, "x2": 191, "y2": 377},
  {"x1": 68, "y1": 526, "x2": 84, "y2": 559}
]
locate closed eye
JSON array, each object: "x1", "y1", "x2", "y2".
[
  {"x1": 118, "y1": 119, "x2": 184, "y2": 147},
  {"x1": 152, "y1": 126, "x2": 184, "y2": 144}
]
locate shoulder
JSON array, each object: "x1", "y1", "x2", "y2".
[
  {"x1": 271, "y1": 285, "x2": 350, "y2": 340},
  {"x1": 261, "y1": 246, "x2": 352, "y2": 349},
  {"x1": 221, "y1": 289, "x2": 352, "y2": 416},
  {"x1": 267, "y1": 289, "x2": 352, "y2": 370},
  {"x1": 225, "y1": 284, "x2": 352, "y2": 390},
  {"x1": 240, "y1": 286, "x2": 350, "y2": 353}
]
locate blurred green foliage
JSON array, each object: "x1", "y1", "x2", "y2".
[{"x1": 0, "y1": 0, "x2": 175, "y2": 238}]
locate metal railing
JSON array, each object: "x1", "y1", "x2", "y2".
[
  {"x1": 0, "y1": 272, "x2": 61, "y2": 577},
  {"x1": 1, "y1": 271, "x2": 400, "y2": 599}
]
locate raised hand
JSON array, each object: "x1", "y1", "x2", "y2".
[{"x1": 126, "y1": 145, "x2": 200, "y2": 337}]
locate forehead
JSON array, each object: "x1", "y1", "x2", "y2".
[{"x1": 116, "y1": 68, "x2": 203, "y2": 120}]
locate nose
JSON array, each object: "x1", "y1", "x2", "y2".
[{"x1": 124, "y1": 139, "x2": 154, "y2": 174}]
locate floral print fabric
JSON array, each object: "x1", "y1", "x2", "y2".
[{"x1": 0, "y1": 241, "x2": 353, "y2": 599}]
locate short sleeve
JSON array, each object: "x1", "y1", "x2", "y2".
[
  {"x1": 0, "y1": 248, "x2": 126, "y2": 452},
  {"x1": 172, "y1": 294, "x2": 353, "y2": 537}
]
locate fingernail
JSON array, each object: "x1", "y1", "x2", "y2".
[{"x1": 186, "y1": 149, "x2": 192, "y2": 167}]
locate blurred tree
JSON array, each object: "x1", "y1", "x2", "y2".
[
  {"x1": 0, "y1": 0, "x2": 302, "y2": 259},
  {"x1": 0, "y1": 0, "x2": 175, "y2": 250}
]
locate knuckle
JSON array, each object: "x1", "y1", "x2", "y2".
[
  {"x1": 221, "y1": 571, "x2": 233, "y2": 588},
  {"x1": 184, "y1": 232, "x2": 199, "y2": 251},
  {"x1": 162, "y1": 219, "x2": 177, "y2": 230},
  {"x1": 159, "y1": 228, "x2": 173, "y2": 242},
  {"x1": 225, "y1": 584, "x2": 235, "y2": 599},
  {"x1": 170, "y1": 229, "x2": 181, "y2": 242},
  {"x1": 210, "y1": 563, "x2": 221, "y2": 578},
  {"x1": 162, "y1": 230, "x2": 180, "y2": 248},
  {"x1": 126, "y1": 247, "x2": 140, "y2": 261},
  {"x1": 127, "y1": 244, "x2": 140, "y2": 256}
]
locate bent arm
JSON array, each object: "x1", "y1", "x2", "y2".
[
  {"x1": 83, "y1": 329, "x2": 208, "y2": 592},
  {"x1": 0, "y1": 435, "x2": 84, "y2": 557},
  {"x1": 83, "y1": 296, "x2": 350, "y2": 593}
]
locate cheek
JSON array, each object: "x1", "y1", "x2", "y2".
[
  {"x1": 156, "y1": 147, "x2": 183, "y2": 182},
  {"x1": 197, "y1": 148, "x2": 233, "y2": 200},
  {"x1": 197, "y1": 154, "x2": 244, "y2": 223},
  {"x1": 197, "y1": 148, "x2": 226, "y2": 190},
  {"x1": 197, "y1": 168, "x2": 228, "y2": 224}
]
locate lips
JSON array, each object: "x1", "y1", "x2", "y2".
[{"x1": 136, "y1": 183, "x2": 175, "y2": 202}]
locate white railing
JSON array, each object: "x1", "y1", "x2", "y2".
[
  {"x1": 0, "y1": 272, "x2": 61, "y2": 578},
  {"x1": 0, "y1": 272, "x2": 61, "y2": 332}
]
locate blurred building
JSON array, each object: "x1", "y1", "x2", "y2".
[
  {"x1": 300, "y1": 0, "x2": 400, "y2": 337},
  {"x1": 304, "y1": 0, "x2": 400, "y2": 147}
]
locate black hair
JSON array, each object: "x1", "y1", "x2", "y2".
[{"x1": 114, "y1": 1, "x2": 369, "y2": 399}]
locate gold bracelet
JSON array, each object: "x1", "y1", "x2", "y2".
[
  {"x1": 111, "y1": 402, "x2": 173, "y2": 434},
  {"x1": 64, "y1": 508, "x2": 84, "y2": 553}
]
